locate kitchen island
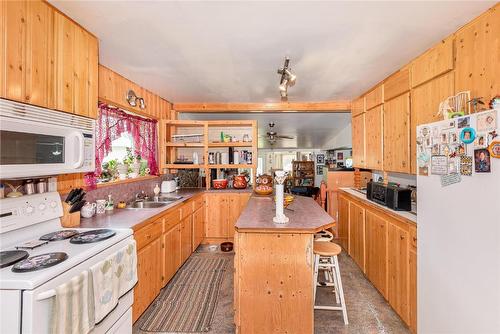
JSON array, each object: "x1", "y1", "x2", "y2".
[{"x1": 234, "y1": 195, "x2": 335, "y2": 334}]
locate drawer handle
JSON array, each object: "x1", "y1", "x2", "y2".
[
  {"x1": 412, "y1": 237, "x2": 417, "y2": 242},
  {"x1": 400, "y1": 235, "x2": 405, "y2": 240}
]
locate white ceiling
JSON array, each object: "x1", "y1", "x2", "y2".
[
  {"x1": 180, "y1": 112, "x2": 352, "y2": 149},
  {"x1": 49, "y1": 1, "x2": 494, "y2": 103}
]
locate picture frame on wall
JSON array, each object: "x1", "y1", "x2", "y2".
[
  {"x1": 316, "y1": 154, "x2": 325, "y2": 164},
  {"x1": 316, "y1": 165, "x2": 324, "y2": 175}
]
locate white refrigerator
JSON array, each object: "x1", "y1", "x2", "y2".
[{"x1": 416, "y1": 109, "x2": 500, "y2": 333}]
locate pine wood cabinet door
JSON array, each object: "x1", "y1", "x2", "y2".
[
  {"x1": 365, "y1": 210, "x2": 388, "y2": 298},
  {"x1": 206, "y1": 193, "x2": 228, "y2": 238},
  {"x1": 162, "y1": 224, "x2": 181, "y2": 286},
  {"x1": 337, "y1": 195, "x2": 349, "y2": 250},
  {"x1": 388, "y1": 222, "x2": 409, "y2": 324},
  {"x1": 365, "y1": 105, "x2": 383, "y2": 170},
  {"x1": 192, "y1": 207, "x2": 204, "y2": 250},
  {"x1": 1, "y1": 1, "x2": 26, "y2": 102},
  {"x1": 348, "y1": 202, "x2": 365, "y2": 272},
  {"x1": 384, "y1": 93, "x2": 411, "y2": 173},
  {"x1": 352, "y1": 113, "x2": 366, "y2": 168},
  {"x1": 180, "y1": 216, "x2": 192, "y2": 263},
  {"x1": 409, "y1": 249, "x2": 417, "y2": 334},
  {"x1": 133, "y1": 237, "x2": 162, "y2": 322},
  {"x1": 53, "y1": 12, "x2": 75, "y2": 113},
  {"x1": 228, "y1": 194, "x2": 241, "y2": 238}
]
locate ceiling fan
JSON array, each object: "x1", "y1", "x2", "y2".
[{"x1": 262, "y1": 122, "x2": 294, "y2": 145}]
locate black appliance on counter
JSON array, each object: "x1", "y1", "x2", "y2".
[{"x1": 366, "y1": 181, "x2": 412, "y2": 211}]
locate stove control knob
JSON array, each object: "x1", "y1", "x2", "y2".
[
  {"x1": 49, "y1": 201, "x2": 57, "y2": 208},
  {"x1": 25, "y1": 205, "x2": 35, "y2": 215},
  {"x1": 38, "y1": 203, "x2": 46, "y2": 211}
]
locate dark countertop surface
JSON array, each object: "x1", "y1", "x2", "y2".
[
  {"x1": 80, "y1": 187, "x2": 252, "y2": 231},
  {"x1": 235, "y1": 195, "x2": 335, "y2": 234}
]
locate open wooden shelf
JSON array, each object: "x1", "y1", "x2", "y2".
[
  {"x1": 208, "y1": 142, "x2": 253, "y2": 147},
  {"x1": 160, "y1": 119, "x2": 258, "y2": 190},
  {"x1": 207, "y1": 164, "x2": 255, "y2": 169},
  {"x1": 165, "y1": 142, "x2": 204, "y2": 147}
]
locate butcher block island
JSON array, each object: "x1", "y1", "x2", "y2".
[{"x1": 234, "y1": 195, "x2": 335, "y2": 334}]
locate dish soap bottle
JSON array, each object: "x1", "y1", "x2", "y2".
[
  {"x1": 154, "y1": 184, "x2": 161, "y2": 201},
  {"x1": 105, "y1": 194, "x2": 114, "y2": 212}
]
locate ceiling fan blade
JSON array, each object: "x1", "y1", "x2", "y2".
[{"x1": 277, "y1": 135, "x2": 294, "y2": 139}]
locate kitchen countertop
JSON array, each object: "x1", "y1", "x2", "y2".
[
  {"x1": 339, "y1": 187, "x2": 417, "y2": 224},
  {"x1": 235, "y1": 195, "x2": 335, "y2": 233},
  {"x1": 80, "y1": 187, "x2": 250, "y2": 231}
]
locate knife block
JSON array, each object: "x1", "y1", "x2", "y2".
[{"x1": 61, "y1": 202, "x2": 80, "y2": 228}]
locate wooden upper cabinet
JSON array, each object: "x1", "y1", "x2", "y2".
[
  {"x1": 351, "y1": 97, "x2": 365, "y2": 116},
  {"x1": 410, "y1": 36, "x2": 453, "y2": 88},
  {"x1": 365, "y1": 84, "x2": 384, "y2": 110},
  {"x1": 384, "y1": 93, "x2": 410, "y2": 173},
  {"x1": 410, "y1": 72, "x2": 454, "y2": 174},
  {"x1": 384, "y1": 68, "x2": 410, "y2": 101},
  {"x1": 455, "y1": 5, "x2": 499, "y2": 103},
  {"x1": 1, "y1": 1, "x2": 98, "y2": 117},
  {"x1": 365, "y1": 105, "x2": 383, "y2": 170},
  {"x1": 351, "y1": 113, "x2": 366, "y2": 168}
]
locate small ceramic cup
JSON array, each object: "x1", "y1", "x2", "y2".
[{"x1": 96, "y1": 199, "x2": 106, "y2": 214}]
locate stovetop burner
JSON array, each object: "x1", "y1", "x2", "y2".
[
  {"x1": 0, "y1": 250, "x2": 29, "y2": 269},
  {"x1": 11, "y1": 252, "x2": 68, "y2": 272},
  {"x1": 70, "y1": 229, "x2": 116, "y2": 244},
  {"x1": 40, "y1": 230, "x2": 79, "y2": 241}
]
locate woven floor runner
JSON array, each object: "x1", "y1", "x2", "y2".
[{"x1": 139, "y1": 256, "x2": 228, "y2": 333}]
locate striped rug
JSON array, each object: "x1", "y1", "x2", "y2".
[{"x1": 139, "y1": 256, "x2": 228, "y2": 333}]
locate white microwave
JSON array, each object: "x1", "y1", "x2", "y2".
[{"x1": 0, "y1": 99, "x2": 95, "y2": 179}]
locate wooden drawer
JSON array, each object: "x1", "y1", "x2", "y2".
[
  {"x1": 409, "y1": 225, "x2": 417, "y2": 250},
  {"x1": 135, "y1": 219, "x2": 163, "y2": 250},
  {"x1": 180, "y1": 201, "x2": 193, "y2": 219},
  {"x1": 163, "y1": 208, "x2": 180, "y2": 232},
  {"x1": 193, "y1": 195, "x2": 204, "y2": 211}
]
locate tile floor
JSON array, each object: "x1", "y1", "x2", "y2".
[{"x1": 134, "y1": 247, "x2": 410, "y2": 334}]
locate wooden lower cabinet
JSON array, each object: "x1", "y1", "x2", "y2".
[
  {"x1": 348, "y1": 202, "x2": 365, "y2": 271},
  {"x1": 365, "y1": 210, "x2": 388, "y2": 298},
  {"x1": 388, "y1": 221, "x2": 410, "y2": 324},
  {"x1": 180, "y1": 215, "x2": 193, "y2": 263},
  {"x1": 206, "y1": 193, "x2": 250, "y2": 241},
  {"x1": 339, "y1": 192, "x2": 416, "y2": 332},
  {"x1": 133, "y1": 236, "x2": 161, "y2": 322},
  {"x1": 162, "y1": 224, "x2": 181, "y2": 286},
  {"x1": 192, "y1": 206, "x2": 205, "y2": 250},
  {"x1": 337, "y1": 195, "x2": 349, "y2": 250}
]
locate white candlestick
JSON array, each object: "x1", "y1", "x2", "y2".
[{"x1": 273, "y1": 171, "x2": 289, "y2": 224}]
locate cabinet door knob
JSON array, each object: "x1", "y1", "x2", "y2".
[{"x1": 400, "y1": 235, "x2": 405, "y2": 240}]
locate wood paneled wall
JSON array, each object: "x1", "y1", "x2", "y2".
[
  {"x1": 351, "y1": 4, "x2": 499, "y2": 175},
  {"x1": 98, "y1": 65, "x2": 171, "y2": 120}
]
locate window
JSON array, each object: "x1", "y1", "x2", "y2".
[
  {"x1": 102, "y1": 133, "x2": 134, "y2": 164},
  {"x1": 282, "y1": 153, "x2": 296, "y2": 172}
]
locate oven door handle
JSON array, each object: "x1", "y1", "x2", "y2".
[
  {"x1": 72, "y1": 132, "x2": 85, "y2": 168},
  {"x1": 36, "y1": 289, "x2": 56, "y2": 301}
]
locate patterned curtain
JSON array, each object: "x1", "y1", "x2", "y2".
[{"x1": 85, "y1": 103, "x2": 158, "y2": 188}]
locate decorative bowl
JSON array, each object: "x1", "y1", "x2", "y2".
[{"x1": 212, "y1": 179, "x2": 228, "y2": 189}]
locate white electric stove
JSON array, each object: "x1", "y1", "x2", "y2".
[{"x1": 0, "y1": 192, "x2": 135, "y2": 334}]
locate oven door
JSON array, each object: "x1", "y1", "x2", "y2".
[
  {"x1": 0, "y1": 118, "x2": 87, "y2": 178},
  {"x1": 21, "y1": 236, "x2": 134, "y2": 334}
]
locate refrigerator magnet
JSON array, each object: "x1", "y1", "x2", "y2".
[
  {"x1": 460, "y1": 127, "x2": 476, "y2": 144},
  {"x1": 476, "y1": 110, "x2": 497, "y2": 132},
  {"x1": 487, "y1": 141, "x2": 500, "y2": 159},
  {"x1": 431, "y1": 155, "x2": 448, "y2": 175},
  {"x1": 474, "y1": 149, "x2": 491, "y2": 173},
  {"x1": 457, "y1": 116, "x2": 471, "y2": 128}
]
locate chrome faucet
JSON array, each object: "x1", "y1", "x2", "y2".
[{"x1": 135, "y1": 191, "x2": 149, "y2": 201}]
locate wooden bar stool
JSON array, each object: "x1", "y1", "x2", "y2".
[{"x1": 313, "y1": 241, "x2": 349, "y2": 325}]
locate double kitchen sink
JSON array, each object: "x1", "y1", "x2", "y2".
[{"x1": 125, "y1": 196, "x2": 183, "y2": 209}]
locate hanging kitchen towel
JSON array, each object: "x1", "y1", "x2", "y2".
[
  {"x1": 51, "y1": 270, "x2": 95, "y2": 334},
  {"x1": 89, "y1": 253, "x2": 119, "y2": 323},
  {"x1": 114, "y1": 239, "x2": 138, "y2": 297}
]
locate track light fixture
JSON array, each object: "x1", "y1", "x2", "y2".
[
  {"x1": 126, "y1": 90, "x2": 147, "y2": 110},
  {"x1": 277, "y1": 57, "x2": 297, "y2": 100}
]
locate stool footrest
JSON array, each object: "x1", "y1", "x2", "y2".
[{"x1": 314, "y1": 305, "x2": 344, "y2": 311}]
